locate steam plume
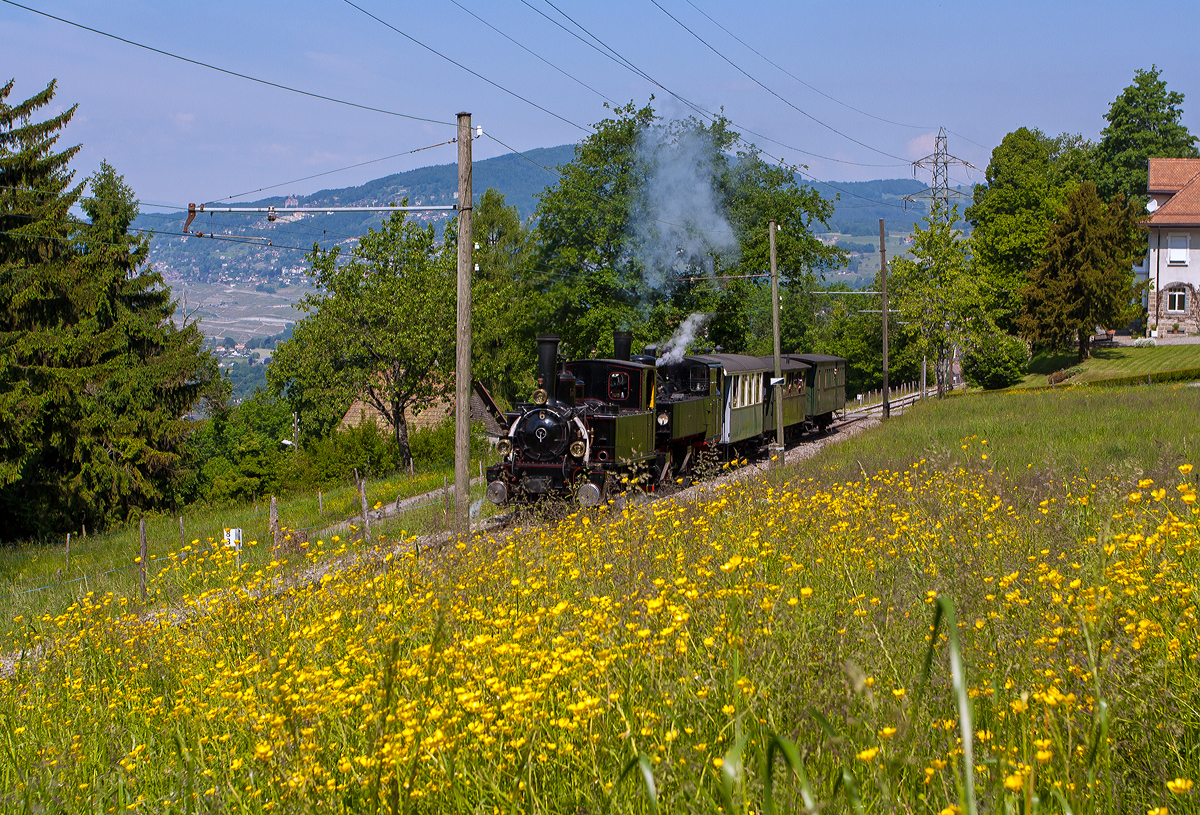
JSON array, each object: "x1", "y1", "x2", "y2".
[
  {"x1": 629, "y1": 123, "x2": 738, "y2": 289},
  {"x1": 657, "y1": 312, "x2": 710, "y2": 366}
]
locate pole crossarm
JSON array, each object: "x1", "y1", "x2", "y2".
[{"x1": 183, "y1": 202, "x2": 457, "y2": 235}]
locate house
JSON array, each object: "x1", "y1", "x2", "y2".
[
  {"x1": 339, "y1": 380, "x2": 507, "y2": 441},
  {"x1": 1143, "y1": 158, "x2": 1200, "y2": 334}
]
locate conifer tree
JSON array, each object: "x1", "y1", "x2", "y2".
[
  {"x1": 0, "y1": 81, "x2": 215, "y2": 538},
  {"x1": 1019, "y1": 182, "x2": 1141, "y2": 362}
]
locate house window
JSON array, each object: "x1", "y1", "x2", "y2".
[
  {"x1": 1167, "y1": 290, "x2": 1187, "y2": 312},
  {"x1": 1168, "y1": 234, "x2": 1189, "y2": 265}
]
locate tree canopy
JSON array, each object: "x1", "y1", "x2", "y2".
[
  {"x1": 889, "y1": 203, "x2": 987, "y2": 397},
  {"x1": 0, "y1": 80, "x2": 215, "y2": 538},
  {"x1": 1018, "y1": 182, "x2": 1141, "y2": 361},
  {"x1": 1095, "y1": 65, "x2": 1198, "y2": 203},
  {"x1": 269, "y1": 211, "x2": 457, "y2": 466}
]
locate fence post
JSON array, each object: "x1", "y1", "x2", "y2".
[
  {"x1": 443, "y1": 476, "x2": 450, "y2": 524},
  {"x1": 269, "y1": 495, "x2": 279, "y2": 553},
  {"x1": 139, "y1": 518, "x2": 148, "y2": 602},
  {"x1": 65, "y1": 532, "x2": 70, "y2": 574},
  {"x1": 179, "y1": 517, "x2": 186, "y2": 552},
  {"x1": 318, "y1": 490, "x2": 323, "y2": 515},
  {"x1": 359, "y1": 478, "x2": 371, "y2": 542}
]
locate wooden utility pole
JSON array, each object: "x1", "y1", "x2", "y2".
[
  {"x1": 879, "y1": 219, "x2": 889, "y2": 419},
  {"x1": 769, "y1": 220, "x2": 784, "y2": 463},
  {"x1": 454, "y1": 112, "x2": 474, "y2": 539}
]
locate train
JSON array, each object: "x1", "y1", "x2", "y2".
[{"x1": 484, "y1": 331, "x2": 846, "y2": 507}]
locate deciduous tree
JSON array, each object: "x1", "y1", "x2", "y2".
[
  {"x1": 889, "y1": 203, "x2": 987, "y2": 397},
  {"x1": 1095, "y1": 66, "x2": 1198, "y2": 203},
  {"x1": 269, "y1": 211, "x2": 456, "y2": 466}
]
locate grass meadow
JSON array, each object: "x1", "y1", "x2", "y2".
[
  {"x1": 0, "y1": 458, "x2": 493, "y2": 641},
  {"x1": 2, "y1": 384, "x2": 1199, "y2": 813},
  {"x1": 1019, "y1": 344, "x2": 1200, "y2": 388}
]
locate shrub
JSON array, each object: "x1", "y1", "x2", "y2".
[
  {"x1": 409, "y1": 418, "x2": 490, "y2": 468},
  {"x1": 962, "y1": 333, "x2": 1029, "y2": 390},
  {"x1": 1133, "y1": 337, "x2": 1156, "y2": 348}
]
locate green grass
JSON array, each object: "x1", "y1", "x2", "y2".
[
  {"x1": 823, "y1": 383, "x2": 1200, "y2": 482},
  {"x1": 4, "y1": 385, "x2": 1198, "y2": 812},
  {"x1": 1015, "y1": 343, "x2": 1200, "y2": 388},
  {"x1": 0, "y1": 455, "x2": 494, "y2": 639}
]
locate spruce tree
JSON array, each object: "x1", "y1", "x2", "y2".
[
  {"x1": 1019, "y1": 183, "x2": 1140, "y2": 362},
  {"x1": 0, "y1": 81, "x2": 215, "y2": 538}
]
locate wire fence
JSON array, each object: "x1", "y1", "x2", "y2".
[{"x1": 0, "y1": 462, "x2": 473, "y2": 604}]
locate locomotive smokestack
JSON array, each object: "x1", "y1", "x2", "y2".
[
  {"x1": 613, "y1": 330, "x2": 632, "y2": 361},
  {"x1": 536, "y1": 335, "x2": 560, "y2": 401}
]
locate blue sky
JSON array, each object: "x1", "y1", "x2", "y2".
[{"x1": 5, "y1": 0, "x2": 1200, "y2": 209}]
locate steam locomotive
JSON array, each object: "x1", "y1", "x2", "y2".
[{"x1": 483, "y1": 331, "x2": 846, "y2": 507}]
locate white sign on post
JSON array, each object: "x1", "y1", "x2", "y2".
[{"x1": 222, "y1": 528, "x2": 243, "y2": 552}]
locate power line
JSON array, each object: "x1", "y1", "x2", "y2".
[
  {"x1": 523, "y1": 0, "x2": 905, "y2": 169},
  {"x1": 210, "y1": 137, "x2": 458, "y2": 203},
  {"x1": 0, "y1": 0, "x2": 453, "y2": 126},
  {"x1": 446, "y1": 0, "x2": 615, "y2": 105},
  {"x1": 679, "y1": 0, "x2": 931, "y2": 132},
  {"x1": 340, "y1": 0, "x2": 592, "y2": 134},
  {"x1": 647, "y1": 0, "x2": 909, "y2": 162}
]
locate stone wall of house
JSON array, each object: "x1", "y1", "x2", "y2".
[
  {"x1": 339, "y1": 397, "x2": 452, "y2": 435},
  {"x1": 1153, "y1": 283, "x2": 1200, "y2": 334}
]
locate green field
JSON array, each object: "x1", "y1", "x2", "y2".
[
  {"x1": 1017, "y1": 343, "x2": 1200, "y2": 388},
  {"x1": 2, "y1": 387, "x2": 1198, "y2": 813}
]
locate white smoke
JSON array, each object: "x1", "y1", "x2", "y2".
[
  {"x1": 657, "y1": 312, "x2": 711, "y2": 366},
  {"x1": 629, "y1": 123, "x2": 738, "y2": 289}
]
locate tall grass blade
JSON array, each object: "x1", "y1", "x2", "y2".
[
  {"x1": 935, "y1": 596, "x2": 976, "y2": 815},
  {"x1": 715, "y1": 732, "x2": 749, "y2": 814},
  {"x1": 840, "y1": 768, "x2": 866, "y2": 815},
  {"x1": 765, "y1": 733, "x2": 816, "y2": 814},
  {"x1": 615, "y1": 753, "x2": 659, "y2": 815},
  {"x1": 1050, "y1": 787, "x2": 1075, "y2": 815}
]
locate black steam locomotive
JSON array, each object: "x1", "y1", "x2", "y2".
[{"x1": 484, "y1": 331, "x2": 845, "y2": 507}]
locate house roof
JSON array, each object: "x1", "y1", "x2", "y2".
[
  {"x1": 1145, "y1": 171, "x2": 1200, "y2": 227},
  {"x1": 1148, "y1": 158, "x2": 1200, "y2": 194}
]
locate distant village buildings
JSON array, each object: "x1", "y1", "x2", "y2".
[{"x1": 1143, "y1": 158, "x2": 1200, "y2": 335}]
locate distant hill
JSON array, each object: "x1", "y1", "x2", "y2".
[
  {"x1": 799, "y1": 177, "x2": 974, "y2": 236},
  {"x1": 138, "y1": 144, "x2": 576, "y2": 285},
  {"x1": 137, "y1": 143, "x2": 972, "y2": 286}
]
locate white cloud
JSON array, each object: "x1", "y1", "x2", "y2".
[
  {"x1": 906, "y1": 132, "x2": 936, "y2": 159},
  {"x1": 174, "y1": 112, "x2": 195, "y2": 130}
]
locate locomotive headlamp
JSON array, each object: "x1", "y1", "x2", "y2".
[
  {"x1": 496, "y1": 438, "x2": 512, "y2": 456},
  {"x1": 531, "y1": 388, "x2": 549, "y2": 405},
  {"x1": 569, "y1": 440, "x2": 586, "y2": 458},
  {"x1": 657, "y1": 412, "x2": 669, "y2": 426}
]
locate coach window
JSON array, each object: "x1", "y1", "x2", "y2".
[{"x1": 609, "y1": 371, "x2": 629, "y2": 401}]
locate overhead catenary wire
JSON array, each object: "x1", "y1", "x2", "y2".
[
  {"x1": 211, "y1": 137, "x2": 459, "y2": 203},
  {"x1": 446, "y1": 0, "x2": 616, "y2": 105},
  {"x1": 340, "y1": 0, "x2": 593, "y2": 134},
  {"x1": 678, "y1": 0, "x2": 932, "y2": 132},
  {"x1": 526, "y1": 0, "x2": 906, "y2": 169},
  {"x1": 646, "y1": 0, "x2": 910, "y2": 163},
  {"x1": 0, "y1": 0, "x2": 453, "y2": 126}
]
